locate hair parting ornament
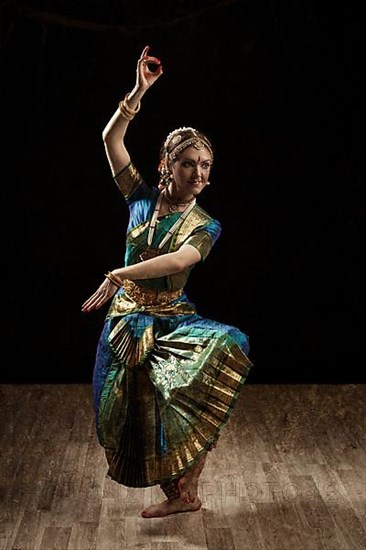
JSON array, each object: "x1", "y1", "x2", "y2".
[
  {"x1": 158, "y1": 127, "x2": 214, "y2": 188},
  {"x1": 164, "y1": 127, "x2": 214, "y2": 162}
]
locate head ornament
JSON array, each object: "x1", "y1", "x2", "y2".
[
  {"x1": 158, "y1": 126, "x2": 213, "y2": 188},
  {"x1": 162, "y1": 127, "x2": 214, "y2": 162}
]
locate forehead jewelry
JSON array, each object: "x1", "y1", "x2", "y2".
[
  {"x1": 163, "y1": 127, "x2": 197, "y2": 150},
  {"x1": 164, "y1": 127, "x2": 214, "y2": 161}
]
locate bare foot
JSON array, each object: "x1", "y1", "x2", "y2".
[
  {"x1": 141, "y1": 496, "x2": 202, "y2": 518},
  {"x1": 178, "y1": 453, "x2": 207, "y2": 504},
  {"x1": 178, "y1": 473, "x2": 195, "y2": 503}
]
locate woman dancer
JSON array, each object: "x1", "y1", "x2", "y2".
[{"x1": 82, "y1": 45, "x2": 253, "y2": 518}]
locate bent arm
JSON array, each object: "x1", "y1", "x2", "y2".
[
  {"x1": 102, "y1": 88, "x2": 145, "y2": 177},
  {"x1": 113, "y1": 244, "x2": 201, "y2": 281},
  {"x1": 81, "y1": 245, "x2": 201, "y2": 313},
  {"x1": 102, "y1": 46, "x2": 163, "y2": 177}
]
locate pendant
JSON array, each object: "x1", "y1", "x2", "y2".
[{"x1": 139, "y1": 248, "x2": 161, "y2": 261}]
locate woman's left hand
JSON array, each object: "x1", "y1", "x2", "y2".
[{"x1": 81, "y1": 278, "x2": 118, "y2": 313}]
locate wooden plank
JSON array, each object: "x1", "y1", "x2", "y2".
[
  {"x1": 203, "y1": 526, "x2": 235, "y2": 550},
  {"x1": 53, "y1": 442, "x2": 89, "y2": 500},
  {"x1": 95, "y1": 499, "x2": 126, "y2": 549},
  {"x1": 335, "y1": 467, "x2": 366, "y2": 522},
  {"x1": 40, "y1": 526, "x2": 72, "y2": 549},
  {"x1": 1, "y1": 384, "x2": 365, "y2": 550},
  {"x1": 145, "y1": 503, "x2": 207, "y2": 549},
  {"x1": 0, "y1": 513, "x2": 24, "y2": 550},
  {"x1": 289, "y1": 473, "x2": 348, "y2": 549},
  {"x1": 11, "y1": 510, "x2": 42, "y2": 550},
  {"x1": 68, "y1": 385, "x2": 96, "y2": 443},
  {"x1": 67, "y1": 521, "x2": 99, "y2": 550},
  {"x1": 73, "y1": 439, "x2": 105, "y2": 523},
  {"x1": 310, "y1": 464, "x2": 366, "y2": 550},
  {"x1": 36, "y1": 438, "x2": 70, "y2": 512}
]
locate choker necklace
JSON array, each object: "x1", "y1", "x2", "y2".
[{"x1": 164, "y1": 187, "x2": 195, "y2": 213}]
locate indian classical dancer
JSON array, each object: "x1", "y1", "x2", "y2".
[{"x1": 81, "y1": 45, "x2": 253, "y2": 518}]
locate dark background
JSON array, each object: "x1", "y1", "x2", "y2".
[{"x1": 2, "y1": 0, "x2": 365, "y2": 384}]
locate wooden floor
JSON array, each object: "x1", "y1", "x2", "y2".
[{"x1": 0, "y1": 384, "x2": 365, "y2": 550}]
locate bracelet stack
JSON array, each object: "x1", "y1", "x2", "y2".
[
  {"x1": 104, "y1": 271, "x2": 123, "y2": 287},
  {"x1": 118, "y1": 93, "x2": 141, "y2": 121}
]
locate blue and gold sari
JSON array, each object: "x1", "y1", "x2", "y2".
[{"x1": 92, "y1": 162, "x2": 253, "y2": 488}]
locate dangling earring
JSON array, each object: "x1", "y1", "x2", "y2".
[
  {"x1": 158, "y1": 155, "x2": 173, "y2": 189},
  {"x1": 159, "y1": 171, "x2": 173, "y2": 188},
  {"x1": 206, "y1": 181, "x2": 211, "y2": 186}
]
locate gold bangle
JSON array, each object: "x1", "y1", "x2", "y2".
[
  {"x1": 118, "y1": 101, "x2": 135, "y2": 121},
  {"x1": 118, "y1": 94, "x2": 141, "y2": 120},
  {"x1": 104, "y1": 274, "x2": 121, "y2": 287},
  {"x1": 108, "y1": 271, "x2": 123, "y2": 286},
  {"x1": 104, "y1": 271, "x2": 123, "y2": 288},
  {"x1": 124, "y1": 93, "x2": 141, "y2": 114}
]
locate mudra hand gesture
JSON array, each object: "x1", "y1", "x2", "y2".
[{"x1": 136, "y1": 45, "x2": 163, "y2": 92}]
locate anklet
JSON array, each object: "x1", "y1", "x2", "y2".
[{"x1": 160, "y1": 478, "x2": 180, "y2": 500}]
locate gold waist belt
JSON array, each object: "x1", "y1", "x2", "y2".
[{"x1": 122, "y1": 279, "x2": 183, "y2": 306}]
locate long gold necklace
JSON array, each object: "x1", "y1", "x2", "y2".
[
  {"x1": 139, "y1": 190, "x2": 196, "y2": 261},
  {"x1": 164, "y1": 187, "x2": 195, "y2": 213}
]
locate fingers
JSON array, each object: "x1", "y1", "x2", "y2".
[
  {"x1": 141, "y1": 52, "x2": 161, "y2": 66},
  {"x1": 138, "y1": 45, "x2": 162, "y2": 74},
  {"x1": 139, "y1": 45, "x2": 149, "y2": 63},
  {"x1": 145, "y1": 59, "x2": 162, "y2": 72},
  {"x1": 81, "y1": 291, "x2": 105, "y2": 312},
  {"x1": 141, "y1": 45, "x2": 149, "y2": 58},
  {"x1": 81, "y1": 278, "x2": 118, "y2": 313}
]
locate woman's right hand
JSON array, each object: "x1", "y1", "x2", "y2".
[
  {"x1": 135, "y1": 45, "x2": 163, "y2": 93},
  {"x1": 81, "y1": 278, "x2": 119, "y2": 313}
]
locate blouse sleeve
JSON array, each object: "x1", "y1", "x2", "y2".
[
  {"x1": 182, "y1": 219, "x2": 222, "y2": 261},
  {"x1": 113, "y1": 162, "x2": 144, "y2": 201}
]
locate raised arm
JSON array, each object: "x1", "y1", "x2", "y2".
[{"x1": 102, "y1": 45, "x2": 163, "y2": 177}]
